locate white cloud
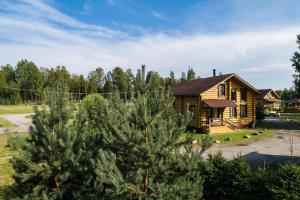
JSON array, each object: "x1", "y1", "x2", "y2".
[
  {"x1": 151, "y1": 11, "x2": 171, "y2": 21},
  {"x1": 0, "y1": 0, "x2": 298, "y2": 89},
  {"x1": 0, "y1": 0, "x2": 128, "y2": 39}
]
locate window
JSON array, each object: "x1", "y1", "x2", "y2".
[
  {"x1": 230, "y1": 107, "x2": 237, "y2": 118},
  {"x1": 240, "y1": 88, "x2": 248, "y2": 101},
  {"x1": 240, "y1": 105, "x2": 248, "y2": 117},
  {"x1": 231, "y1": 89, "x2": 237, "y2": 101},
  {"x1": 218, "y1": 84, "x2": 226, "y2": 97}
]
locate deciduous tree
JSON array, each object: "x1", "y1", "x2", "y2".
[
  {"x1": 15, "y1": 60, "x2": 43, "y2": 102},
  {"x1": 291, "y1": 34, "x2": 300, "y2": 97}
]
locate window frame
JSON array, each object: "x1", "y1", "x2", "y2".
[
  {"x1": 240, "y1": 105, "x2": 248, "y2": 118},
  {"x1": 230, "y1": 107, "x2": 237, "y2": 118},
  {"x1": 240, "y1": 88, "x2": 248, "y2": 101},
  {"x1": 231, "y1": 89, "x2": 237, "y2": 101},
  {"x1": 218, "y1": 84, "x2": 226, "y2": 97}
]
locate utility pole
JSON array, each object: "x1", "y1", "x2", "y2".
[{"x1": 85, "y1": 80, "x2": 87, "y2": 97}]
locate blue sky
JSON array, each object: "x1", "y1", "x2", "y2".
[{"x1": 0, "y1": 0, "x2": 300, "y2": 89}]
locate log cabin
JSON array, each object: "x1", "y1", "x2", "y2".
[
  {"x1": 171, "y1": 72, "x2": 261, "y2": 134},
  {"x1": 256, "y1": 89, "x2": 281, "y2": 111}
]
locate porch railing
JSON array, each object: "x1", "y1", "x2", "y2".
[
  {"x1": 208, "y1": 118, "x2": 235, "y2": 130},
  {"x1": 209, "y1": 118, "x2": 226, "y2": 126}
]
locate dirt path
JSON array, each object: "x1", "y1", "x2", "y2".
[
  {"x1": 203, "y1": 118, "x2": 300, "y2": 166},
  {"x1": 0, "y1": 114, "x2": 32, "y2": 134}
]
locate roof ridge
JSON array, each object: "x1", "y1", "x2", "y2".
[
  {"x1": 200, "y1": 73, "x2": 233, "y2": 79},
  {"x1": 258, "y1": 89, "x2": 272, "y2": 91}
]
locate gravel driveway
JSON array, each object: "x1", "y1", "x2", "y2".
[
  {"x1": 0, "y1": 114, "x2": 32, "y2": 134},
  {"x1": 204, "y1": 118, "x2": 300, "y2": 166}
]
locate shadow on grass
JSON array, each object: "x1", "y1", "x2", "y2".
[{"x1": 242, "y1": 151, "x2": 300, "y2": 168}]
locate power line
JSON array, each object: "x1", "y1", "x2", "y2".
[{"x1": 0, "y1": 86, "x2": 135, "y2": 96}]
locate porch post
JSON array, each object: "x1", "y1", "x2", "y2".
[{"x1": 198, "y1": 96, "x2": 201, "y2": 128}]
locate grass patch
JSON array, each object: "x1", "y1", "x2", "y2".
[
  {"x1": 0, "y1": 133, "x2": 27, "y2": 199},
  {"x1": 0, "y1": 105, "x2": 35, "y2": 115},
  {"x1": 211, "y1": 129, "x2": 272, "y2": 145},
  {"x1": 280, "y1": 112, "x2": 300, "y2": 116},
  {"x1": 182, "y1": 122, "x2": 274, "y2": 146},
  {"x1": 0, "y1": 134, "x2": 16, "y2": 199},
  {"x1": 281, "y1": 113, "x2": 300, "y2": 117}
]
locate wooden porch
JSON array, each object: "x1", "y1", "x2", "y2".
[
  {"x1": 201, "y1": 105, "x2": 237, "y2": 134},
  {"x1": 202, "y1": 117, "x2": 236, "y2": 134}
]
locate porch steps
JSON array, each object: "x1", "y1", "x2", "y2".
[{"x1": 209, "y1": 125, "x2": 234, "y2": 134}]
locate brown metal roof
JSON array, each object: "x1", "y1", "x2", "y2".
[
  {"x1": 203, "y1": 99, "x2": 237, "y2": 108},
  {"x1": 257, "y1": 89, "x2": 272, "y2": 99},
  {"x1": 171, "y1": 73, "x2": 260, "y2": 96},
  {"x1": 171, "y1": 74, "x2": 233, "y2": 96},
  {"x1": 256, "y1": 89, "x2": 280, "y2": 100}
]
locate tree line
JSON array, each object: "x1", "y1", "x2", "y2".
[
  {"x1": 3, "y1": 32, "x2": 300, "y2": 104},
  {"x1": 0, "y1": 60, "x2": 198, "y2": 104}
]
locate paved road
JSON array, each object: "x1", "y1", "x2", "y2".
[
  {"x1": 0, "y1": 114, "x2": 32, "y2": 134},
  {"x1": 203, "y1": 118, "x2": 300, "y2": 166}
]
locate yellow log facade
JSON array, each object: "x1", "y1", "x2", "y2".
[{"x1": 173, "y1": 74, "x2": 259, "y2": 134}]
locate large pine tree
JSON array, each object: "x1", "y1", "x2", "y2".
[{"x1": 100, "y1": 67, "x2": 210, "y2": 199}]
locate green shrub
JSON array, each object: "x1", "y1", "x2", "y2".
[
  {"x1": 248, "y1": 168, "x2": 272, "y2": 200},
  {"x1": 267, "y1": 163, "x2": 300, "y2": 200},
  {"x1": 203, "y1": 153, "x2": 252, "y2": 200}
]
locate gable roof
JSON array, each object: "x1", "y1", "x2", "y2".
[
  {"x1": 257, "y1": 89, "x2": 280, "y2": 100},
  {"x1": 171, "y1": 73, "x2": 260, "y2": 96}
]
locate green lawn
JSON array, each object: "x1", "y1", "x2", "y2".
[
  {"x1": 182, "y1": 123, "x2": 273, "y2": 145},
  {"x1": 0, "y1": 105, "x2": 35, "y2": 115},
  {"x1": 0, "y1": 133, "x2": 28, "y2": 199},
  {"x1": 280, "y1": 112, "x2": 300, "y2": 116},
  {"x1": 0, "y1": 134, "x2": 17, "y2": 198}
]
